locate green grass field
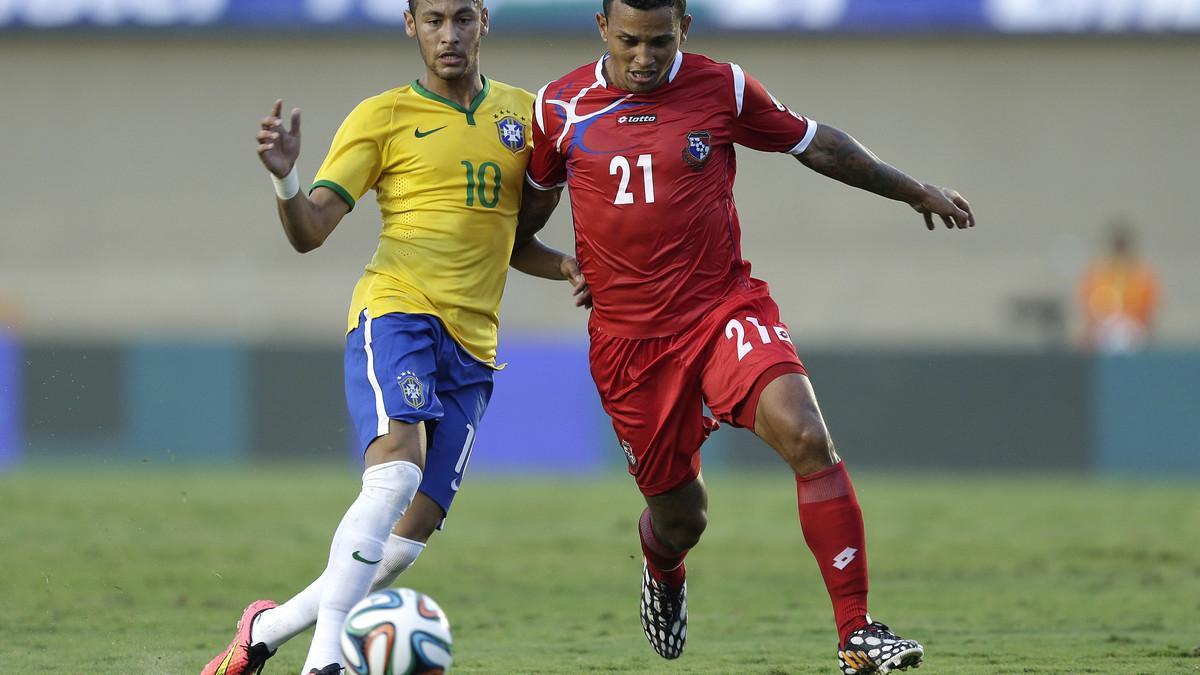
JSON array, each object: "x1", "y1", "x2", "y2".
[{"x1": 2, "y1": 467, "x2": 1198, "y2": 674}]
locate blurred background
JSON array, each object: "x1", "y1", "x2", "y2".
[{"x1": 1, "y1": 0, "x2": 1198, "y2": 476}]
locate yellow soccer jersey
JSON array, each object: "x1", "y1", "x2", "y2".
[{"x1": 312, "y1": 77, "x2": 535, "y2": 366}]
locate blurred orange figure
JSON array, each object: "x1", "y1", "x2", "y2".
[{"x1": 1079, "y1": 223, "x2": 1160, "y2": 353}]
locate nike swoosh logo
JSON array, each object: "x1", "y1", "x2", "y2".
[
  {"x1": 450, "y1": 478, "x2": 461, "y2": 492},
  {"x1": 352, "y1": 550, "x2": 382, "y2": 565},
  {"x1": 414, "y1": 126, "x2": 447, "y2": 138}
]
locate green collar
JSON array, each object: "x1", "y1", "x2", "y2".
[{"x1": 412, "y1": 76, "x2": 491, "y2": 126}]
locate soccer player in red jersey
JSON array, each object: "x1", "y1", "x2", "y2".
[{"x1": 518, "y1": 0, "x2": 975, "y2": 672}]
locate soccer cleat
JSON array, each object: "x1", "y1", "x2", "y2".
[
  {"x1": 838, "y1": 619, "x2": 924, "y2": 674},
  {"x1": 308, "y1": 665, "x2": 345, "y2": 675},
  {"x1": 200, "y1": 599, "x2": 278, "y2": 675},
  {"x1": 639, "y1": 560, "x2": 687, "y2": 659}
]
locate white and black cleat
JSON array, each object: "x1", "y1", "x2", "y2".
[
  {"x1": 838, "y1": 618, "x2": 924, "y2": 674},
  {"x1": 639, "y1": 560, "x2": 687, "y2": 659}
]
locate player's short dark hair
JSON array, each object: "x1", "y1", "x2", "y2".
[
  {"x1": 407, "y1": 0, "x2": 484, "y2": 14},
  {"x1": 602, "y1": 0, "x2": 687, "y2": 20}
]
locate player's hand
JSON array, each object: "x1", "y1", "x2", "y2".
[
  {"x1": 256, "y1": 99, "x2": 302, "y2": 178},
  {"x1": 910, "y1": 184, "x2": 975, "y2": 231},
  {"x1": 561, "y1": 257, "x2": 593, "y2": 309}
]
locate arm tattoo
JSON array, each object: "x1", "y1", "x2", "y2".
[{"x1": 798, "y1": 125, "x2": 924, "y2": 203}]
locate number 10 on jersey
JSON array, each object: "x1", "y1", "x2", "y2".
[
  {"x1": 610, "y1": 154, "x2": 655, "y2": 205},
  {"x1": 461, "y1": 160, "x2": 502, "y2": 208}
]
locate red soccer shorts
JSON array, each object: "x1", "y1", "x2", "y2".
[{"x1": 588, "y1": 284, "x2": 807, "y2": 496}]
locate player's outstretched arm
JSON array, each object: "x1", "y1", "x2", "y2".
[
  {"x1": 796, "y1": 124, "x2": 975, "y2": 231},
  {"x1": 510, "y1": 184, "x2": 592, "y2": 308},
  {"x1": 256, "y1": 99, "x2": 350, "y2": 252}
]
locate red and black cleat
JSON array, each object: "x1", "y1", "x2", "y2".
[
  {"x1": 639, "y1": 560, "x2": 688, "y2": 659},
  {"x1": 838, "y1": 618, "x2": 924, "y2": 674}
]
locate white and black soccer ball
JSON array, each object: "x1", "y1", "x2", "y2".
[{"x1": 341, "y1": 588, "x2": 453, "y2": 675}]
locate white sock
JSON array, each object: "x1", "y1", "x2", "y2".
[
  {"x1": 301, "y1": 461, "x2": 422, "y2": 673},
  {"x1": 251, "y1": 534, "x2": 427, "y2": 652},
  {"x1": 373, "y1": 535, "x2": 427, "y2": 589}
]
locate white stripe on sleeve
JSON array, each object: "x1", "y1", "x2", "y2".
[
  {"x1": 534, "y1": 83, "x2": 549, "y2": 134},
  {"x1": 789, "y1": 120, "x2": 819, "y2": 155},
  {"x1": 525, "y1": 173, "x2": 565, "y2": 191},
  {"x1": 730, "y1": 63, "x2": 746, "y2": 117}
]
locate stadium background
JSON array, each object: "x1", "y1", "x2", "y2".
[
  {"x1": 3, "y1": 0, "x2": 1198, "y2": 473},
  {"x1": 3, "y1": 2, "x2": 1200, "y2": 673}
]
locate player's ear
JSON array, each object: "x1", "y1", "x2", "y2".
[
  {"x1": 404, "y1": 9, "x2": 417, "y2": 38},
  {"x1": 479, "y1": 5, "x2": 489, "y2": 36},
  {"x1": 679, "y1": 14, "x2": 691, "y2": 43},
  {"x1": 596, "y1": 12, "x2": 608, "y2": 42}
]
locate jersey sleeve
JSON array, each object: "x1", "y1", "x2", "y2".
[
  {"x1": 526, "y1": 84, "x2": 568, "y2": 191},
  {"x1": 311, "y1": 95, "x2": 392, "y2": 210},
  {"x1": 730, "y1": 65, "x2": 818, "y2": 156}
]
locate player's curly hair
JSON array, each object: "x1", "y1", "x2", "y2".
[{"x1": 602, "y1": 0, "x2": 687, "y2": 19}]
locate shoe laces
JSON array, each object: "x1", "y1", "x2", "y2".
[
  {"x1": 867, "y1": 622, "x2": 898, "y2": 637},
  {"x1": 647, "y1": 577, "x2": 682, "y2": 625}
]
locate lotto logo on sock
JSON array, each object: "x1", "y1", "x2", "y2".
[{"x1": 832, "y1": 547, "x2": 859, "y2": 570}]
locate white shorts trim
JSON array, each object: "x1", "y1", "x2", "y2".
[{"x1": 362, "y1": 312, "x2": 389, "y2": 438}]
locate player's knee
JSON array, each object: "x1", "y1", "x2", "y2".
[
  {"x1": 658, "y1": 510, "x2": 707, "y2": 551},
  {"x1": 773, "y1": 413, "x2": 835, "y2": 471}
]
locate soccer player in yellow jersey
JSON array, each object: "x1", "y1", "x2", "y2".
[{"x1": 201, "y1": 2, "x2": 586, "y2": 674}]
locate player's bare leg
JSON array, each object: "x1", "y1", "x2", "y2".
[
  {"x1": 754, "y1": 373, "x2": 923, "y2": 673},
  {"x1": 638, "y1": 475, "x2": 706, "y2": 659}
]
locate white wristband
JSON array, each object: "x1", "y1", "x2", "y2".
[{"x1": 272, "y1": 166, "x2": 300, "y2": 200}]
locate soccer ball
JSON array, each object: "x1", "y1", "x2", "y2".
[{"x1": 341, "y1": 588, "x2": 453, "y2": 675}]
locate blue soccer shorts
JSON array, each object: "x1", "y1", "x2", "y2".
[{"x1": 344, "y1": 311, "x2": 494, "y2": 519}]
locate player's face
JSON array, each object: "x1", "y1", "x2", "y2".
[
  {"x1": 597, "y1": 3, "x2": 691, "y2": 93},
  {"x1": 405, "y1": 0, "x2": 489, "y2": 82}
]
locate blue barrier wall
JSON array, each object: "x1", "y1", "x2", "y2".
[
  {"x1": 0, "y1": 331, "x2": 18, "y2": 470},
  {"x1": 12, "y1": 339, "x2": 1200, "y2": 474},
  {"x1": 125, "y1": 344, "x2": 247, "y2": 463},
  {"x1": 472, "y1": 337, "x2": 611, "y2": 474},
  {"x1": 1093, "y1": 353, "x2": 1200, "y2": 474}
]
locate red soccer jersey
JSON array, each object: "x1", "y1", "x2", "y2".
[{"x1": 528, "y1": 52, "x2": 817, "y2": 338}]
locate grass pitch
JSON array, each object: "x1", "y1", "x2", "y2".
[{"x1": 1, "y1": 466, "x2": 1198, "y2": 674}]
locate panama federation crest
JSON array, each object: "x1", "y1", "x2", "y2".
[
  {"x1": 496, "y1": 116, "x2": 527, "y2": 153},
  {"x1": 621, "y1": 440, "x2": 638, "y2": 472},
  {"x1": 397, "y1": 371, "x2": 425, "y2": 409},
  {"x1": 683, "y1": 131, "x2": 712, "y2": 170}
]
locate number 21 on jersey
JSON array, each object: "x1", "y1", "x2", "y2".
[{"x1": 610, "y1": 154, "x2": 655, "y2": 205}]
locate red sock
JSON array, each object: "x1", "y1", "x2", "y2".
[
  {"x1": 796, "y1": 462, "x2": 870, "y2": 644},
  {"x1": 638, "y1": 507, "x2": 687, "y2": 588}
]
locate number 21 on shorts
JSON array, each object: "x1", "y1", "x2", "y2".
[{"x1": 725, "y1": 317, "x2": 793, "y2": 361}]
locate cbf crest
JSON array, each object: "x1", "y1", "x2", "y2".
[
  {"x1": 683, "y1": 131, "x2": 712, "y2": 171},
  {"x1": 397, "y1": 371, "x2": 425, "y2": 409},
  {"x1": 495, "y1": 115, "x2": 528, "y2": 153}
]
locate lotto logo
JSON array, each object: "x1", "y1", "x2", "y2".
[
  {"x1": 617, "y1": 114, "x2": 657, "y2": 125},
  {"x1": 832, "y1": 547, "x2": 859, "y2": 570}
]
